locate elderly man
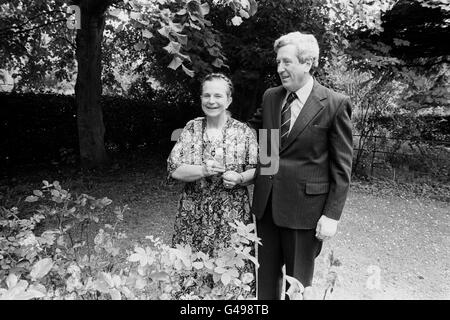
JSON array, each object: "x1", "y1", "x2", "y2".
[{"x1": 248, "y1": 31, "x2": 353, "y2": 300}]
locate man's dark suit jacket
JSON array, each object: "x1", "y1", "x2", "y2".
[{"x1": 248, "y1": 80, "x2": 353, "y2": 229}]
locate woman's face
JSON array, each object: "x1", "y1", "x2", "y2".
[{"x1": 201, "y1": 79, "x2": 232, "y2": 119}]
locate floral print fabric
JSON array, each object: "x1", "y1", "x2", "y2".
[{"x1": 167, "y1": 117, "x2": 258, "y2": 291}]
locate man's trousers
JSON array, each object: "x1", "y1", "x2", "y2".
[{"x1": 256, "y1": 193, "x2": 323, "y2": 300}]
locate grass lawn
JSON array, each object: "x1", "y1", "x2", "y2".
[{"x1": 2, "y1": 152, "x2": 449, "y2": 300}]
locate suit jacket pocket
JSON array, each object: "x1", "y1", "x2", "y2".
[
  {"x1": 305, "y1": 182, "x2": 329, "y2": 195},
  {"x1": 307, "y1": 125, "x2": 328, "y2": 138},
  {"x1": 311, "y1": 124, "x2": 329, "y2": 130}
]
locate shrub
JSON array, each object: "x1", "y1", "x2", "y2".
[{"x1": 0, "y1": 181, "x2": 259, "y2": 300}]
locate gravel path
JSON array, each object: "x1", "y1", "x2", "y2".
[{"x1": 313, "y1": 191, "x2": 450, "y2": 300}]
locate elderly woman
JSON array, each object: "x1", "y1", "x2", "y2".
[{"x1": 167, "y1": 73, "x2": 258, "y2": 290}]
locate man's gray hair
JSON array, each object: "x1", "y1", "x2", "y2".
[{"x1": 274, "y1": 31, "x2": 320, "y2": 68}]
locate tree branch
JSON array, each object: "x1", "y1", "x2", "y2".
[
  {"x1": 0, "y1": 9, "x2": 66, "y2": 33},
  {"x1": 0, "y1": 18, "x2": 67, "y2": 38}
]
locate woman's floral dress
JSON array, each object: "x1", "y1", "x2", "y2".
[{"x1": 167, "y1": 116, "x2": 258, "y2": 293}]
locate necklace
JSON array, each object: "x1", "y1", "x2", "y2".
[{"x1": 202, "y1": 118, "x2": 229, "y2": 166}]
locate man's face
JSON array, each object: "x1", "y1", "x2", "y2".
[{"x1": 276, "y1": 44, "x2": 311, "y2": 92}]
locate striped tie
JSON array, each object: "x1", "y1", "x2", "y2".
[{"x1": 280, "y1": 92, "x2": 297, "y2": 147}]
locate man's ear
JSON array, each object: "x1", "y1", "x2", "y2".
[{"x1": 305, "y1": 59, "x2": 313, "y2": 73}]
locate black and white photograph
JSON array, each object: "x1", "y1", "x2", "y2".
[{"x1": 0, "y1": 0, "x2": 448, "y2": 304}]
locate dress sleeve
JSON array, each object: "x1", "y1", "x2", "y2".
[
  {"x1": 244, "y1": 124, "x2": 258, "y2": 171},
  {"x1": 167, "y1": 120, "x2": 196, "y2": 178}
]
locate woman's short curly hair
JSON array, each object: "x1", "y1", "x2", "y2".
[{"x1": 274, "y1": 31, "x2": 320, "y2": 68}]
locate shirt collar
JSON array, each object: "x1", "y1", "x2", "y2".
[{"x1": 286, "y1": 76, "x2": 314, "y2": 105}]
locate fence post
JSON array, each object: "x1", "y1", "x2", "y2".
[{"x1": 370, "y1": 136, "x2": 377, "y2": 177}]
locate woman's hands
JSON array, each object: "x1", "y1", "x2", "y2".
[
  {"x1": 222, "y1": 170, "x2": 243, "y2": 189},
  {"x1": 202, "y1": 160, "x2": 225, "y2": 177},
  {"x1": 202, "y1": 161, "x2": 247, "y2": 189}
]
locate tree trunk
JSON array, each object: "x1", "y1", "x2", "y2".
[{"x1": 74, "y1": 1, "x2": 110, "y2": 169}]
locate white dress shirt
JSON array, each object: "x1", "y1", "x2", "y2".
[{"x1": 282, "y1": 76, "x2": 314, "y2": 132}]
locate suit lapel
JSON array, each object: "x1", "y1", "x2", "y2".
[
  {"x1": 280, "y1": 80, "x2": 327, "y2": 152},
  {"x1": 270, "y1": 86, "x2": 287, "y2": 129}
]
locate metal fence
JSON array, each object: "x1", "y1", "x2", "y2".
[{"x1": 352, "y1": 134, "x2": 450, "y2": 180}]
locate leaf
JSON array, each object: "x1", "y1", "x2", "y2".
[
  {"x1": 192, "y1": 261, "x2": 203, "y2": 270},
  {"x1": 290, "y1": 292, "x2": 303, "y2": 300},
  {"x1": 128, "y1": 247, "x2": 153, "y2": 267},
  {"x1": 168, "y1": 57, "x2": 183, "y2": 70},
  {"x1": 246, "y1": 255, "x2": 259, "y2": 268},
  {"x1": 285, "y1": 275, "x2": 304, "y2": 300},
  {"x1": 51, "y1": 189, "x2": 60, "y2": 198},
  {"x1": 30, "y1": 258, "x2": 54, "y2": 280},
  {"x1": 239, "y1": 9, "x2": 249, "y2": 19},
  {"x1": 175, "y1": 33, "x2": 188, "y2": 46},
  {"x1": 303, "y1": 286, "x2": 317, "y2": 300},
  {"x1": 133, "y1": 42, "x2": 146, "y2": 51},
  {"x1": 231, "y1": 16, "x2": 243, "y2": 26},
  {"x1": 393, "y1": 38, "x2": 410, "y2": 47},
  {"x1": 100, "y1": 197, "x2": 112, "y2": 207},
  {"x1": 171, "y1": 22, "x2": 184, "y2": 33},
  {"x1": 102, "y1": 273, "x2": 115, "y2": 287},
  {"x1": 128, "y1": 253, "x2": 142, "y2": 263},
  {"x1": 93, "y1": 279, "x2": 110, "y2": 293},
  {"x1": 212, "y1": 58, "x2": 224, "y2": 68},
  {"x1": 241, "y1": 272, "x2": 254, "y2": 284},
  {"x1": 33, "y1": 190, "x2": 43, "y2": 197},
  {"x1": 112, "y1": 275, "x2": 122, "y2": 287},
  {"x1": 109, "y1": 8, "x2": 122, "y2": 18},
  {"x1": 163, "y1": 41, "x2": 181, "y2": 54},
  {"x1": 199, "y1": 3, "x2": 210, "y2": 16},
  {"x1": 135, "y1": 276, "x2": 147, "y2": 290},
  {"x1": 189, "y1": 21, "x2": 201, "y2": 30},
  {"x1": 142, "y1": 29, "x2": 153, "y2": 39},
  {"x1": 137, "y1": 265, "x2": 146, "y2": 276},
  {"x1": 26, "y1": 284, "x2": 47, "y2": 298},
  {"x1": 6, "y1": 274, "x2": 18, "y2": 289},
  {"x1": 130, "y1": 12, "x2": 143, "y2": 21},
  {"x1": 204, "y1": 260, "x2": 214, "y2": 270},
  {"x1": 0, "y1": 279, "x2": 28, "y2": 300},
  {"x1": 157, "y1": 26, "x2": 170, "y2": 38},
  {"x1": 25, "y1": 196, "x2": 39, "y2": 202},
  {"x1": 57, "y1": 234, "x2": 67, "y2": 246},
  {"x1": 214, "y1": 266, "x2": 227, "y2": 274},
  {"x1": 249, "y1": 0, "x2": 258, "y2": 15},
  {"x1": 182, "y1": 64, "x2": 195, "y2": 77},
  {"x1": 150, "y1": 271, "x2": 170, "y2": 282},
  {"x1": 109, "y1": 288, "x2": 122, "y2": 300},
  {"x1": 221, "y1": 273, "x2": 231, "y2": 286}
]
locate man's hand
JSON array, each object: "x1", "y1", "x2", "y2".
[{"x1": 315, "y1": 215, "x2": 339, "y2": 241}]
